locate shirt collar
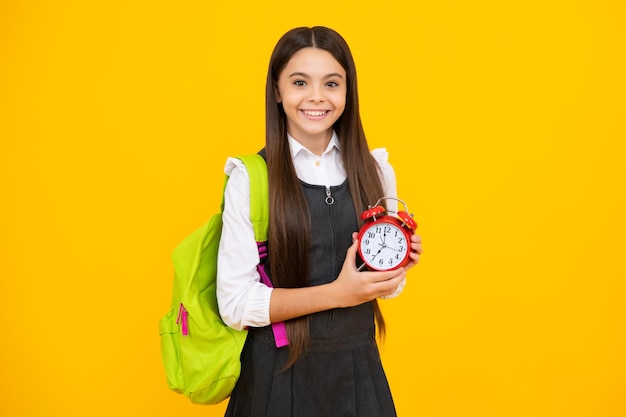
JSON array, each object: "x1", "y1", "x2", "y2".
[{"x1": 287, "y1": 131, "x2": 341, "y2": 160}]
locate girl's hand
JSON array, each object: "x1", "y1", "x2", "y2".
[
  {"x1": 405, "y1": 233, "x2": 423, "y2": 271},
  {"x1": 331, "y1": 237, "x2": 408, "y2": 308},
  {"x1": 268, "y1": 234, "x2": 422, "y2": 322}
]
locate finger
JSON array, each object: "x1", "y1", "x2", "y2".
[
  {"x1": 377, "y1": 271, "x2": 406, "y2": 294},
  {"x1": 381, "y1": 276, "x2": 405, "y2": 296},
  {"x1": 405, "y1": 252, "x2": 420, "y2": 270},
  {"x1": 410, "y1": 251, "x2": 420, "y2": 264},
  {"x1": 411, "y1": 235, "x2": 423, "y2": 254},
  {"x1": 366, "y1": 268, "x2": 406, "y2": 283}
]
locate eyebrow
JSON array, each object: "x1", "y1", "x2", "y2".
[{"x1": 288, "y1": 71, "x2": 344, "y2": 79}]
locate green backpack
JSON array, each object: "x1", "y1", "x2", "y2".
[{"x1": 159, "y1": 154, "x2": 268, "y2": 405}]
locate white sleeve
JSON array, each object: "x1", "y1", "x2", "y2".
[
  {"x1": 371, "y1": 148, "x2": 406, "y2": 299},
  {"x1": 216, "y1": 157, "x2": 273, "y2": 330},
  {"x1": 371, "y1": 148, "x2": 398, "y2": 213}
]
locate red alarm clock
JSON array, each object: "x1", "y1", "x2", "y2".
[{"x1": 356, "y1": 197, "x2": 418, "y2": 271}]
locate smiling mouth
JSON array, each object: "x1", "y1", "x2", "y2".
[{"x1": 301, "y1": 110, "x2": 329, "y2": 118}]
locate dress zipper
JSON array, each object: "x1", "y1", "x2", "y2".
[{"x1": 325, "y1": 186, "x2": 335, "y2": 205}]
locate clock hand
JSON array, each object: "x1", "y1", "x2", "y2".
[
  {"x1": 357, "y1": 247, "x2": 383, "y2": 272},
  {"x1": 370, "y1": 247, "x2": 383, "y2": 261},
  {"x1": 377, "y1": 242, "x2": 402, "y2": 253}
]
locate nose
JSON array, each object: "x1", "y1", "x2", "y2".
[{"x1": 308, "y1": 85, "x2": 325, "y2": 103}]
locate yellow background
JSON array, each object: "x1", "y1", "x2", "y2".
[{"x1": 1, "y1": 1, "x2": 624, "y2": 416}]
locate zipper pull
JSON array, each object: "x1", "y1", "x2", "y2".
[
  {"x1": 177, "y1": 303, "x2": 189, "y2": 336},
  {"x1": 325, "y1": 186, "x2": 334, "y2": 205}
]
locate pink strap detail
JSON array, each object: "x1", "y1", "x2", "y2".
[
  {"x1": 177, "y1": 303, "x2": 189, "y2": 336},
  {"x1": 257, "y1": 242, "x2": 289, "y2": 348}
]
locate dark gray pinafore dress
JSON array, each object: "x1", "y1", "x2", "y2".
[{"x1": 225, "y1": 180, "x2": 397, "y2": 417}]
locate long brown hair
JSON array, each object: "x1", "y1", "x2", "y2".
[{"x1": 265, "y1": 26, "x2": 386, "y2": 367}]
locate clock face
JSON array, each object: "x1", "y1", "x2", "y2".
[{"x1": 358, "y1": 218, "x2": 410, "y2": 271}]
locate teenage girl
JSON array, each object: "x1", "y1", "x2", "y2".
[{"x1": 217, "y1": 26, "x2": 422, "y2": 417}]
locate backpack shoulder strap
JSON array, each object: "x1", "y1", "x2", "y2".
[
  {"x1": 232, "y1": 154, "x2": 288, "y2": 348},
  {"x1": 231, "y1": 154, "x2": 268, "y2": 243}
]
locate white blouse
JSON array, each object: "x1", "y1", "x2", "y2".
[{"x1": 216, "y1": 132, "x2": 404, "y2": 330}]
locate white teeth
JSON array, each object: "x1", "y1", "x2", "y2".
[{"x1": 303, "y1": 110, "x2": 326, "y2": 117}]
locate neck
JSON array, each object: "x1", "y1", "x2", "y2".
[{"x1": 290, "y1": 131, "x2": 333, "y2": 156}]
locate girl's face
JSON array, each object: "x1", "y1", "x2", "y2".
[{"x1": 275, "y1": 47, "x2": 347, "y2": 152}]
